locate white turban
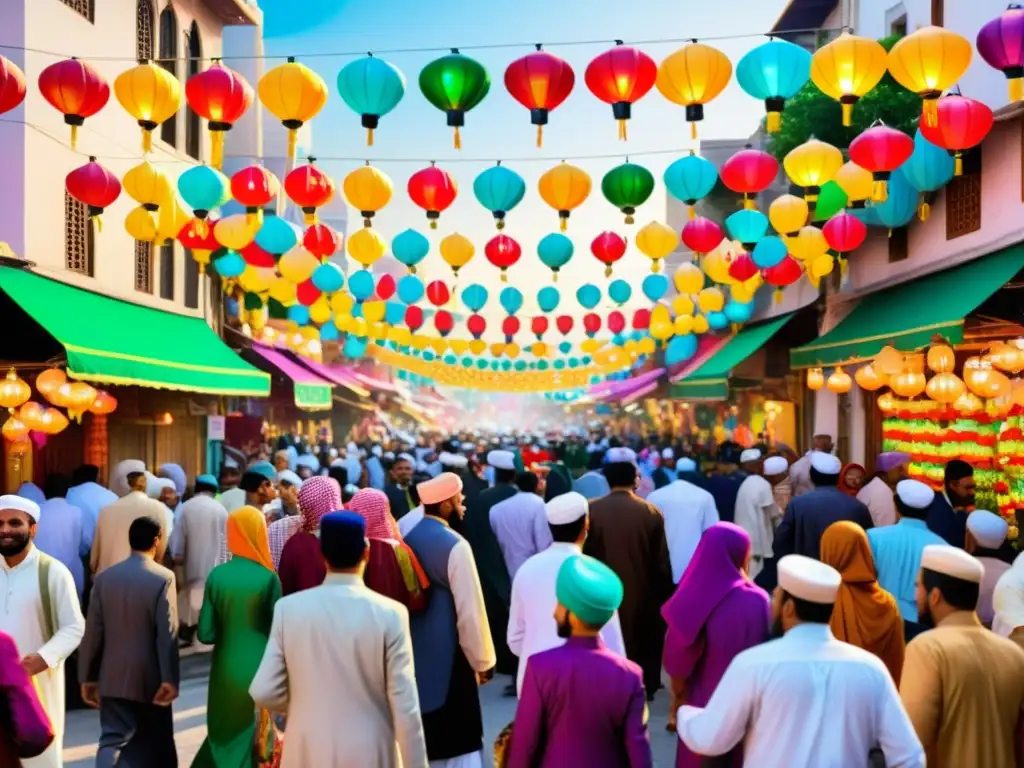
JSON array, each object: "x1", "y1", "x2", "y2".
[
  {"x1": 0, "y1": 494, "x2": 41, "y2": 523},
  {"x1": 763, "y1": 456, "x2": 789, "y2": 476},
  {"x1": 111, "y1": 459, "x2": 146, "y2": 497}
]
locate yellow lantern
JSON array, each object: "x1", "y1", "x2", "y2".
[
  {"x1": 988, "y1": 341, "x2": 1024, "y2": 374},
  {"x1": 649, "y1": 305, "x2": 673, "y2": 340},
  {"x1": 826, "y1": 366, "x2": 852, "y2": 394},
  {"x1": 0, "y1": 369, "x2": 30, "y2": 413},
  {"x1": 874, "y1": 345, "x2": 905, "y2": 376},
  {"x1": 439, "y1": 233, "x2": 475, "y2": 276},
  {"x1": 269, "y1": 276, "x2": 298, "y2": 304},
  {"x1": 784, "y1": 138, "x2": 843, "y2": 205},
  {"x1": 156, "y1": 197, "x2": 190, "y2": 244},
  {"x1": 538, "y1": 162, "x2": 592, "y2": 231},
  {"x1": 655, "y1": 43, "x2": 732, "y2": 139},
  {"x1": 674, "y1": 315, "x2": 694, "y2": 335},
  {"x1": 634, "y1": 221, "x2": 678, "y2": 273},
  {"x1": 806, "y1": 367, "x2": 825, "y2": 390},
  {"x1": 213, "y1": 213, "x2": 258, "y2": 251},
  {"x1": 342, "y1": 163, "x2": 393, "y2": 227},
  {"x1": 810, "y1": 31, "x2": 888, "y2": 126},
  {"x1": 278, "y1": 246, "x2": 319, "y2": 283},
  {"x1": 672, "y1": 295, "x2": 695, "y2": 316},
  {"x1": 834, "y1": 161, "x2": 874, "y2": 209},
  {"x1": 346, "y1": 228, "x2": 387, "y2": 268},
  {"x1": 697, "y1": 287, "x2": 725, "y2": 313},
  {"x1": 926, "y1": 372, "x2": 966, "y2": 403},
  {"x1": 331, "y1": 291, "x2": 355, "y2": 315},
  {"x1": 877, "y1": 391, "x2": 898, "y2": 413},
  {"x1": 854, "y1": 363, "x2": 887, "y2": 391},
  {"x1": 926, "y1": 344, "x2": 956, "y2": 373},
  {"x1": 363, "y1": 301, "x2": 386, "y2": 323},
  {"x1": 954, "y1": 391, "x2": 985, "y2": 413},
  {"x1": 125, "y1": 206, "x2": 159, "y2": 243},
  {"x1": 258, "y1": 57, "x2": 328, "y2": 160},
  {"x1": 123, "y1": 161, "x2": 173, "y2": 209},
  {"x1": 786, "y1": 225, "x2": 828, "y2": 261},
  {"x1": 964, "y1": 356, "x2": 993, "y2": 397},
  {"x1": 35, "y1": 369, "x2": 66, "y2": 399},
  {"x1": 38, "y1": 407, "x2": 69, "y2": 436},
  {"x1": 693, "y1": 315, "x2": 710, "y2": 334},
  {"x1": 887, "y1": 27, "x2": 972, "y2": 126},
  {"x1": 114, "y1": 61, "x2": 182, "y2": 152},
  {"x1": 809, "y1": 254, "x2": 835, "y2": 279},
  {"x1": 309, "y1": 295, "x2": 332, "y2": 325},
  {"x1": 890, "y1": 369, "x2": 927, "y2": 398},
  {"x1": 768, "y1": 195, "x2": 809, "y2": 237},
  {"x1": 673, "y1": 262, "x2": 705, "y2": 295},
  {"x1": 238, "y1": 267, "x2": 274, "y2": 294},
  {"x1": 469, "y1": 340, "x2": 487, "y2": 355}
]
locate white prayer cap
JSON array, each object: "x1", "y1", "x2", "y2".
[
  {"x1": 0, "y1": 494, "x2": 40, "y2": 522},
  {"x1": 604, "y1": 447, "x2": 637, "y2": 466},
  {"x1": 661, "y1": 447, "x2": 675, "y2": 460},
  {"x1": 222, "y1": 456, "x2": 239, "y2": 469},
  {"x1": 146, "y1": 475, "x2": 175, "y2": 499},
  {"x1": 488, "y1": 450, "x2": 516, "y2": 470},
  {"x1": 677, "y1": 458, "x2": 698, "y2": 472},
  {"x1": 967, "y1": 510, "x2": 1009, "y2": 549},
  {"x1": 921, "y1": 544, "x2": 984, "y2": 583},
  {"x1": 397, "y1": 452, "x2": 415, "y2": 465},
  {"x1": 277, "y1": 470, "x2": 303, "y2": 489},
  {"x1": 546, "y1": 492, "x2": 588, "y2": 525},
  {"x1": 439, "y1": 452, "x2": 468, "y2": 469},
  {"x1": 328, "y1": 447, "x2": 339, "y2": 459},
  {"x1": 896, "y1": 479, "x2": 934, "y2": 510},
  {"x1": 330, "y1": 458, "x2": 347, "y2": 468},
  {"x1": 371, "y1": 445, "x2": 383, "y2": 458},
  {"x1": 763, "y1": 456, "x2": 789, "y2": 475},
  {"x1": 740, "y1": 448, "x2": 762, "y2": 463},
  {"x1": 383, "y1": 451, "x2": 396, "y2": 461},
  {"x1": 809, "y1": 451, "x2": 841, "y2": 475},
  {"x1": 778, "y1": 555, "x2": 842, "y2": 604}
]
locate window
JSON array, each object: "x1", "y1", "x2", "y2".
[
  {"x1": 185, "y1": 22, "x2": 202, "y2": 160},
  {"x1": 931, "y1": 0, "x2": 944, "y2": 26},
  {"x1": 888, "y1": 226, "x2": 909, "y2": 263},
  {"x1": 946, "y1": 147, "x2": 982, "y2": 240},
  {"x1": 890, "y1": 15, "x2": 907, "y2": 37},
  {"x1": 136, "y1": 0, "x2": 154, "y2": 61},
  {"x1": 58, "y1": 0, "x2": 94, "y2": 22},
  {"x1": 184, "y1": 248, "x2": 199, "y2": 308},
  {"x1": 135, "y1": 240, "x2": 153, "y2": 293},
  {"x1": 64, "y1": 191, "x2": 93, "y2": 276},
  {"x1": 159, "y1": 242, "x2": 175, "y2": 300},
  {"x1": 158, "y1": 6, "x2": 178, "y2": 147}
]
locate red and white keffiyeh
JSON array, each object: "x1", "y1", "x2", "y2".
[
  {"x1": 348, "y1": 488, "x2": 399, "y2": 541},
  {"x1": 297, "y1": 476, "x2": 342, "y2": 533}
]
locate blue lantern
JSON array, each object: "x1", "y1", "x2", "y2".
[
  {"x1": 554, "y1": 359, "x2": 566, "y2": 370},
  {"x1": 642, "y1": 274, "x2": 669, "y2": 302},
  {"x1": 665, "y1": 333, "x2": 698, "y2": 365},
  {"x1": 537, "y1": 232, "x2": 574, "y2": 279},
  {"x1": 513, "y1": 360, "x2": 526, "y2": 372},
  {"x1": 558, "y1": 341, "x2": 572, "y2": 354},
  {"x1": 344, "y1": 335, "x2": 368, "y2": 358},
  {"x1": 288, "y1": 304, "x2": 311, "y2": 325},
  {"x1": 502, "y1": 360, "x2": 513, "y2": 371},
  {"x1": 537, "y1": 286, "x2": 560, "y2": 313},
  {"x1": 177, "y1": 164, "x2": 229, "y2": 217},
  {"x1": 723, "y1": 300, "x2": 754, "y2": 323},
  {"x1": 752, "y1": 235, "x2": 788, "y2": 268},
  {"x1": 319, "y1": 323, "x2": 339, "y2": 342},
  {"x1": 473, "y1": 164, "x2": 526, "y2": 230},
  {"x1": 500, "y1": 286, "x2": 523, "y2": 315},
  {"x1": 443, "y1": 354, "x2": 457, "y2": 366},
  {"x1": 707, "y1": 311, "x2": 728, "y2": 331},
  {"x1": 538, "y1": 360, "x2": 550, "y2": 371},
  {"x1": 612, "y1": 333, "x2": 626, "y2": 346},
  {"x1": 735, "y1": 39, "x2": 812, "y2": 133},
  {"x1": 576, "y1": 284, "x2": 601, "y2": 310},
  {"x1": 461, "y1": 356, "x2": 473, "y2": 368},
  {"x1": 663, "y1": 153, "x2": 718, "y2": 216},
  {"x1": 255, "y1": 213, "x2": 299, "y2": 255},
  {"x1": 311, "y1": 262, "x2": 344, "y2": 293},
  {"x1": 391, "y1": 229, "x2": 430, "y2": 273},
  {"x1": 900, "y1": 130, "x2": 955, "y2": 221},
  {"x1": 384, "y1": 301, "x2": 406, "y2": 325},
  {"x1": 726, "y1": 209, "x2": 769, "y2": 248},
  {"x1": 477, "y1": 359, "x2": 489, "y2": 370},
  {"x1": 871, "y1": 169, "x2": 918, "y2": 230},
  {"x1": 213, "y1": 250, "x2": 245, "y2": 278},
  {"x1": 350, "y1": 302, "x2": 363, "y2": 318},
  {"x1": 609, "y1": 279, "x2": 632, "y2": 306},
  {"x1": 335, "y1": 55, "x2": 406, "y2": 144},
  {"x1": 397, "y1": 274, "x2": 424, "y2": 304},
  {"x1": 461, "y1": 283, "x2": 489, "y2": 312},
  {"x1": 349, "y1": 269, "x2": 376, "y2": 301}
]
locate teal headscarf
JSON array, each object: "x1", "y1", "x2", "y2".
[{"x1": 556, "y1": 554, "x2": 623, "y2": 628}]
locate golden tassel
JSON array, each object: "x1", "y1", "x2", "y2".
[
  {"x1": 536, "y1": 124, "x2": 543, "y2": 148},
  {"x1": 841, "y1": 102, "x2": 852, "y2": 127},
  {"x1": 690, "y1": 121, "x2": 697, "y2": 140},
  {"x1": 560, "y1": 218, "x2": 567, "y2": 232},
  {"x1": 304, "y1": 211, "x2": 316, "y2": 226},
  {"x1": 1011, "y1": 78, "x2": 1024, "y2": 103},
  {"x1": 430, "y1": 220, "x2": 438, "y2": 230},
  {"x1": 501, "y1": 271, "x2": 508, "y2": 283},
  {"x1": 367, "y1": 127, "x2": 374, "y2": 146},
  {"x1": 652, "y1": 261, "x2": 661, "y2": 274},
  {"x1": 199, "y1": 263, "x2": 206, "y2": 275},
  {"x1": 773, "y1": 288, "x2": 783, "y2": 304},
  {"x1": 552, "y1": 272, "x2": 558, "y2": 283},
  {"x1": 94, "y1": 215, "x2": 103, "y2": 233},
  {"x1": 70, "y1": 124, "x2": 78, "y2": 150},
  {"x1": 688, "y1": 206, "x2": 696, "y2": 220},
  {"x1": 211, "y1": 131, "x2": 225, "y2": 170},
  {"x1": 744, "y1": 197, "x2": 755, "y2": 210},
  {"x1": 287, "y1": 129, "x2": 297, "y2": 161},
  {"x1": 873, "y1": 180, "x2": 888, "y2": 202},
  {"x1": 142, "y1": 129, "x2": 153, "y2": 153},
  {"x1": 766, "y1": 111, "x2": 781, "y2": 133},
  {"x1": 840, "y1": 259, "x2": 848, "y2": 278},
  {"x1": 197, "y1": 219, "x2": 208, "y2": 238},
  {"x1": 919, "y1": 201, "x2": 931, "y2": 221},
  {"x1": 923, "y1": 99, "x2": 938, "y2": 127},
  {"x1": 625, "y1": 214, "x2": 634, "y2": 224},
  {"x1": 618, "y1": 119, "x2": 627, "y2": 140},
  {"x1": 605, "y1": 265, "x2": 612, "y2": 278},
  {"x1": 955, "y1": 153, "x2": 963, "y2": 176},
  {"x1": 453, "y1": 126, "x2": 461, "y2": 150}
]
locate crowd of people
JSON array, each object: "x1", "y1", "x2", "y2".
[{"x1": 1, "y1": 427, "x2": 1024, "y2": 766}]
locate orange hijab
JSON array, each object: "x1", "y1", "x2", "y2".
[
  {"x1": 227, "y1": 505, "x2": 275, "y2": 573},
  {"x1": 819, "y1": 521, "x2": 906, "y2": 684}
]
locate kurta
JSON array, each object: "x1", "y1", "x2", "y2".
[
  {"x1": 0, "y1": 545, "x2": 85, "y2": 768},
  {"x1": 647, "y1": 481, "x2": 719, "y2": 583},
  {"x1": 506, "y1": 636, "x2": 652, "y2": 768},
  {"x1": 773, "y1": 487, "x2": 874, "y2": 562},
  {"x1": 172, "y1": 494, "x2": 228, "y2": 627},
  {"x1": 33, "y1": 499, "x2": 88, "y2": 601},
  {"x1": 90, "y1": 491, "x2": 172, "y2": 574},
  {"x1": 583, "y1": 490, "x2": 674, "y2": 695},
  {"x1": 788, "y1": 453, "x2": 814, "y2": 497},
  {"x1": 65, "y1": 481, "x2": 116, "y2": 555},
  {"x1": 278, "y1": 532, "x2": 326, "y2": 595},
  {"x1": 489, "y1": 491, "x2": 552, "y2": 579},
  {"x1": 900, "y1": 611, "x2": 1024, "y2": 768},
  {"x1": 857, "y1": 477, "x2": 898, "y2": 528},
  {"x1": 731, "y1": 476, "x2": 780, "y2": 580},
  {"x1": 976, "y1": 555, "x2": 1010, "y2": 628},
  {"x1": 194, "y1": 557, "x2": 281, "y2": 768},
  {"x1": 867, "y1": 519, "x2": 946, "y2": 621},
  {"x1": 677, "y1": 624, "x2": 924, "y2": 768}
]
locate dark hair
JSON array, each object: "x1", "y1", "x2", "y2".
[
  {"x1": 342, "y1": 485, "x2": 357, "y2": 505},
  {"x1": 516, "y1": 472, "x2": 539, "y2": 494},
  {"x1": 71, "y1": 464, "x2": 99, "y2": 486},
  {"x1": 895, "y1": 495, "x2": 929, "y2": 520},
  {"x1": 809, "y1": 467, "x2": 839, "y2": 487},
  {"x1": 782, "y1": 590, "x2": 835, "y2": 623},
  {"x1": 945, "y1": 459, "x2": 973, "y2": 487},
  {"x1": 328, "y1": 467, "x2": 350, "y2": 487},
  {"x1": 495, "y1": 467, "x2": 517, "y2": 484},
  {"x1": 220, "y1": 464, "x2": 241, "y2": 478},
  {"x1": 602, "y1": 461, "x2": 636, "y2": 489},
  {"x1": 321, "y1": 532, "x2": 367, "y2": 570},
  {"x1": 922, "y1": 568, "x2": 980, "y2": 611},
  {"x1": 128, "y1": 516, "x2": 162, "y2": 551},
  {"x1": 126, "y1": 471, "x2": 146, "y2": 487},
  {"x1": 43, "y1": 474, "x2": 69, "y2": 500},
  {"x1": 195, "y1": 480, "x2": 218, "y2": 495},
  {"x1": 550, "y1": 517, "x2": 586, "y2": 544},
  {"x1": 423, "y1": 502, "x2": 443, "y2": 517},
  {"x1": 393, "y1": 456, "x2": 412, "y2": 467}
]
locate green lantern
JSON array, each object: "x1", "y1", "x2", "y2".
[
  {"x1": 419, "y1": 48, "x2": 491, "y2": 149},
  {"x1": 601, "y1": 162, "x2": 655, "y2": 224}
]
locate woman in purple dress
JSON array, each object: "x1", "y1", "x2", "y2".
[{"x1": 662, "y1": 522, "x2": 770, "y2": 768}]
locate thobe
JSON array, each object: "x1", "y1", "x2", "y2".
[
  {"x1": 788, "y1": 453, "x2": 814, "y2": 497},
  {"x1": 900, "y1": 611, "x2": 1024, "y2": 768},
  {"x1": 857, "y1": 476, "x2": 898, "y2": 528},
  {"x1": 867, "y1": 519, "x2": 946, "y2": 621},
  {"x1": 647, "y1": 481, "x2": 719, "y2": 583},
  {"x1": 171, "y1": 493, "x2": 228, "y2": 626},
  {"x1": 506, "y1": 636, "x2": 652, "y2": 768},
  {"x1": 90, "y1": 491, "x2": 171, "y2": 575},
  {"x1": 583, "y1": 490, "x2": 674, "y2": 695},
  {"x1": 0, "y1": 545, "x2": 85, "y2": 768},
  {"x1": 976, "y1": 555, "x2": 1011, "y2": 628},
  {"x1": 731, "y1": 475, "x2": 781, "y2": 581},
  {"x1": 773, "y1": 486, "x2": 874, "y2": 562},
  {"x1": 508, "y1": 543, "x2": 626, "y2": 695},
  {"x1": 993, "y1": 554, "x2": 1024, "y2": 645},
  {"x1": 925, "y1": 493, "x2": 968, "y2": 547},
  {"x1": 65, "y1": 481, "x2": 115, "y2": 555},
  {"x1": 489, "y1": 491, "x2": 552, "y2": 579},
  {"x1": 34, "y1": 498, "x2": 89, "y2": 601},
  {"x1": 678, "y1": 624, "x2": 924, "y2": 768}
]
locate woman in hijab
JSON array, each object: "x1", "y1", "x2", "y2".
[
  {"x1": 347, "y1": 489, "x2": 428, "y2": 611},
  {"x1": 838, "y1": 463, "x2": 867, "y2": 496},
  {"x1": 195, "y1": 506, "x2": 282, "y2": 768},
  {"x1": 662, "y1": 523, "x2": 770, "y2": 768},
  {"x1": 278, "y1": 476, "x2": 341, "y2": 595},
  {"x1": 819, "y1": 521, "x2": 905, "y2": 683}
]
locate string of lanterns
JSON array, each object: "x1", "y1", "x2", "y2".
[{"x1": 0, "y1": 367, "x2": 118, "y2": 443}]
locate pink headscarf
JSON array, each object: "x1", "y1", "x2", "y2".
[
  {"x1": 297, "y1": 476, "x2": 342, "y2": 533},
  {"x1": 348, "y1": 488, "x2": 399, "y2": 541}
]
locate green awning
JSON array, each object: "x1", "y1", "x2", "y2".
[
  {"x1": 790, "y1": 245, "x2": 1024, "y2": 369},
  {"x1": 0, "y1": 266, "x2": 270, "y2": 396},
  {"x1": 672, "y1": 314, "x2": 794, "y2": 400}
]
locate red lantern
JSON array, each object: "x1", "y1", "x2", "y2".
[
  {"x1": 434, "y1": 310, "x2": 454, "y2": 337},
  {"x1": 0, "y1": 56, "x2": 26, "y2": 116},
  {"x1": 179, "y1": 216, "x2": 219, "y2": 273},
  {"x1": 241, "y1": 241, "x2": 275, "y2": 268},
  {"x1": 405, "y1": 305, "x2": 424, "y2": 331},
  {"x1": 467, "y1": 314, "x2": 487, "y2": 339},
  {"x1": 426, "y1": 280, "x2": 450, "y2": 307},
  {"x1": 681, "y1": 216, "x2": 724, "y2": 256},
  {"x1": 608, "y1": 311, "x2": 626, "y2": 335},
  {"x1": 728, "y1": 252, "x2": 759, "y2": 282},
  {"x1": 920, "y1": 94, "x2": 994, "y2": 176},
  {"x1": 531, "y1": 316, "x2": 549, "y2": 338},
  {"x1": 303, "y1": 223, "x2": 339, "y2": 259},
  {"x1": 720, "y1": 147, "x2": 779, "y2": 209},
  {"x1": 848, "y1": 125, "x2": 914, "y2": 201},
  {"x1": 296, "y1": 279, "x2": 321, "y2": 307},
  {"x1": 185, "y1": 61, "x2": 253, "y2": 169},
  {"x1": 504, "y1": 46, "x2": 575, "y2": 147},
  {"x1": 632, "y1": 308, "x2": 651, "y2": 330},
  {"x1": 65, "y1": 157, "x2": 121, "y2": 228},
  {"x1": 38, "y1": 58, "x2": 109, "y2": 150},
  {"x1": 231, "y1": 166, "x2": 279, "y2": 219},
  {"x1": 407, "y1": 163, "x2": 457, "y2": 229},
  {"x1": 822, "y1": 211, "x2": 867, "y2": 257},
  {"x1": 376, "y1": 274, "x2": 396, "y2": 300},
  {"x1": 762, "y1": 255, "x2": 803, "y2": 303},
  {"x1": 502, "y1": 316, "x2": 521, "y2": 339},
  {"x1": 284, "y1": 159, "x2": 335, "y2": 225},
  {"x1": 585, "y1": 43, "x2": 658, "y2": 140},
  {"x1": 583, "y1": 313, "x2": 602, "y2": 337},
  {"x1": 556, "y1": 315, "x2": 574, "y2": 336},
  {"x1": 590, "y1": 231, "x2": 627, "y2": 277},
  {"x1": 485, "y1": 234, "x2": 522, "y2": 281}
]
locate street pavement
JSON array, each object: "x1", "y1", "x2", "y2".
[{"x1": 63, "y1": 652, "x2": 680, "y2": 765}]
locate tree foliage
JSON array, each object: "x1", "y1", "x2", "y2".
[{"x1": 767, "y1": 35, "x2": 921, "y2": 161}]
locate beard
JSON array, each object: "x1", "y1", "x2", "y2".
[
  {"x1": 917, "y1": 605, "x2": 936, "y2": 629},
  {"x1": 770, "y1": 616, "x2": 785, "y2": 639},
  {"x1": 556, "y1": 615, "x2": 573, "y2": 639},
  {"x1": 0, "y1": 531, "x2": 30, "y2": 557}
]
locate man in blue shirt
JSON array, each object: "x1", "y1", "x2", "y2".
[{"x1": 926, "y1": 459, "x2": 975, "y2": 547}]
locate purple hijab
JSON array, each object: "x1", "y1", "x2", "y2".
[{"x1": 662, "y1": 522, "x2": 752, "y2": 646}]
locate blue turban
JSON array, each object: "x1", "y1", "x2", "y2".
[{"x1": 556, "y1": 554, "x2": 623, "y2": 628}]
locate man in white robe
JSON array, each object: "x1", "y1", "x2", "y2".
[
  {"x1": 0, "y1": 495, "x2": 85, "y2": 768},
  {"x1": 789, "y1": 434, "x2": 834, "y2": 498},
  {"x1": 507, "y1": 492, "x2": 625, "y2": 696},
  {"x1": 647, "y1": 466, "x2": 719, "y2": 583},
  {"x1": 994, "y1": 551, "x2": 1024, "y2": 649},
  {"x1": 171, "y1": 474, "x2": 227, "y2": 641},
  {"x1": 857, "y1": 452, "x2": 911, "y2": 528},
  {"x1": 733, "y1": 452, "x2": 786, "y2": 581}
]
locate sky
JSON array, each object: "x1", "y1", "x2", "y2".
[{"x1": 256, "y1": 0, "x2": 789, "y2": 318}]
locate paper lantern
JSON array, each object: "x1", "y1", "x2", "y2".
[
  {"x1": 343, "y1": 163, "x2": 393, "y2": 227},
  {"x1": 0, "y1": 56, "x2": 26, "y2": 117},
  {"x1": 926, "y1": 344, "x2": 956, "y2": 373},
  {"x1": 978, "y1": 6, "x2": 1024, "y2": 102},
  {"x1": 485, "y1": 234, "x2": 522, "y2": 281},
  {"x1": 2, "y1": 416, "x2": 27, "y2": 443},
  {"x1": 584, "y1": 43, "x2": 657, "y2": 139},
  {"x1": 66, "y1": 157, "x2": 121, "y2": 229},
  {"x1": 890, "y1": 369, "x2": 927, "y2": 398},
  {"x1": 278, "y1": 246, "x2": 318, "y2": 283},
  {"x1": 285, "y1": 160, "x2": 335, "y2": 225},
  {"x1": 888, "y1": 26, "x2": 972, "y2": 126},
  {"x1": 927, "y1": 372, "x2": 966, "y2": 403},
  {"x1": 735, "y1": 38, "x2": 811, "y2": 132},
  {"x1": 419, "y1": 49, "x2": 491, "y2": 149},
  {"x1": 346, "y1": 228, "x2": 386, "y2": 268},
  {"x1": 827, "y1": 366, "x2": 852, "y2": 394},
  {"x1": 854, "y1": 364, "x2": 887, "y2": 391},
  {"x1": 901, "y1": 130, "x2": 955, "y2": 221},
  {"x1": 504, "y1": 46, "x2": 575, "y2": 146},
  {"x1": 156, "y1": 198, "x2": 190, "y2": 245},
  {"x1": 989, "y1": 341, "x2": 1024, "y2": 374},
  {"x1": 303, "y1": 222, "x2": 340, "y2": 259},
  {"x1": 407, "y1": 163, "x2": 457, "y2": 229},
  {"x1": 123, "y1": 160, "x2": 172, "y2": 214},
  {"x1": 725, "y1": 209, "x2": 769, "y2": 249},
  {"x1": 0, "y1": 369, "x2": 30, "y2": 413},
  {"x1": 176, "y1": 164, "x2": 229, "y2": 232},
  {"x1": 467, "y1": 314, "x2": 487, "y2": 339},
  {"x1": 768, "y1": 194, "x2": 809, "y2": 237},
  {"x1": 810, "y1": 31, "x2": 887, "y2": 126},
  {"x1": 681, "y1": 216, "x2": 724, "y2": 257},
  {"x1": 391, "y1": 229, "x2": 429, "y2": 274},
  {"x1": 822, "y1": 211, "x2": 867, "y2": 257},
  {"x1": 473, "y1": 164, "x2": 526, "y2": 230},
  {"x1": 848, "y1": 125, "x2": 915, "y2": 201},
  {"x1": 867, "y1": 168, "x2": 919, "y2": 231},
  {"x1": 114, "y1": 61, "x2": 182, "y2": 152},
  {"x1": 258, "y1": 57, "x2": 328, "y2": 160},
  {"x1": 784, "y1": 138, "x2": 843, "y2": 205},
  {"x1": 125, "y1": 205, "x2": 158, "y2": 242},
  {"x1": 752, "y1": 236, "x2": 788, "y2": 269},
  {"x1": 833, "y1": 161, "x2": 874, "y2": 209},
  {"x1": 336, "y1": 54, "x2": 405, "y2": 145},
  {"x1": 634, "y1": 221, "x2": 677, "y2": 273},
  {"x1": 656, "y1": 42, "x2": 732, "y2": 139},
  {"x1": 728, "y1": 252, "x2": 759, "y2": 282},
  {"x1": 920, "y1": 95, "x2": 994, "y2": 176},
  {"x1": 763, "y1": 256, "x2": 803, "y2": 302},
  {"x1": 806, "y1": 368, "x2": 825, "y2": 390},
  {"x1": 38, "y1": 408, "x2": 69, "y2": 436},
  {"x1": 230, "y1": 165, "x2": 278, "y2": 221},
  {"x1": 425, "y1": 280, "x2": 451, "y2": 307},
  {"x1": 440, "y1": 233, "x2": 475, "y2": 276},
  {"x1": 663, "y1": 152, "x2": 718, "y2": 219},
  {"x1": 720, "y1": 147, "x2": 779, "y2": 209},
  {"x1": 38, "y1": 58, "x2": 110, "y2": 150},
  {"x1": 601, "y1": 162, "x2": 654, "y2": 224},
  {"x1": 184, "y1": 61, "x2": 253, "y2": 168},
  {"x1": 591, "y1": 232, "x2": 627, "y2": 277},
  {"x1": 538, "y1": 162, "x2": 591, "y2": 231},
  {"x1": 213, "y1": 213, "x2": 257, "y2": 251}
]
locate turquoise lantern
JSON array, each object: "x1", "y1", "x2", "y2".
[
  {"x1": 391, "y1": 228, "x2": 430, "y2": 274},
  {"x1": 752, "y1": 235, "x2": 787, "y2": 268},
  {"x1": 707, "y1": 311, "x2": 728, "y2": 331},
  {"x1": 665, "y1": 333, "x2": 698, "y2": 365},
  {"x1": 212, "y1": 250, "x2": 245, "y2": 278},
  {"x1": 499, "y1": 286, "x2": 523, "y2": 315},
  {"x1": 473, "y1": 163, "x2": 526, "y2": 230},
  {"x1": 461, "y1": 283, "x2": 489, "y2": 312},
  {"x1": 344, "y1": 336, "x2": 368, "y2": 357},
  {"x1": 870, "y1": 169, "x2": 918, "y2": 231},
  {"x1": 537, "y1": 232, "x2": 574, "y2": 280},
  {"x1": 537, "y1": 286, "x2": 560, "y2": 313},
  {"x1": 177, "y1": 164, "x2": 229, "y2": 220},
  {"x1": 558, "y1": 341, "x2": 572, "y2": 354},
  {"x1": 642, "y1": 273, "x2": 669, "y2": 302},
  {"x1": 336, "y1": 54, "x2": 406, "y2": 145},
  {"x1": 735, "y1": 38, "x2": 811, "y2": 133},
  {"x1": 348, "y1": 269, "x2": 375, "y2": 301},
  {"x1": 663, "y1": 152, "x2": 718, "y2": 219},
  {"x1": 320, "y1": 323, "x2": 339, "y2": 342},
  {"x1": 397, "y1": 274, "x2": 424, "y2": 304},
  {"x1": 311, "y1": 262, "x2": 344, "y2": 293},
  {"x1": 900, "y1": 130, "x2": 955, "y2": 221},
  {"x1": 384, "y1": 301, "x2": 406, "y2": 325},
  {"x1": 287, "y1": 304, "x2": 310, "y2": 325},
  {"x1": 723, "y1": 300, "x2": 754, "y2": 323},
  {"x1": 255, "y1": 212, "x2": 299, "y2": 255},
  {"x1": 576, "y1": 283, "x2": 601, "y2": 310},
  {"x1": 609, "y1": 279, "x2": 632, "y2": 306},
  {"x1": 725, "y1": 209, "x2": 769, "y2": 249}
]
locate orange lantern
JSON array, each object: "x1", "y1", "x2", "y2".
[
  {"x1": 989, "y1": 341, "x2": 1024, "y2": 374},
  {"x1": 2, "y1": 416, "x2": 27, "y2": 442},
  {"x1": 877, "y1": 392, "x2": 898, "y2": 413},
  {"x1": 874, "y1": 345, "x2": 905, "y2": 376},
  {"x1": 46, "y1": 381, "x2": 75, "y2": 408},
  {"x1": 954, "y1": 391, "x2": 985, "y2": 413},
  {"x1": 890, "y1": 369, "x2": 927, "y2": 397},
  {"x1": 18, "y1": 402, "x2": 45, "y2": 432},
  {"x1": 926, "y1": 344, "x2": 955, "y2": 373},
  {"x1": 39, "y1": 408, "x2": 69, "y2": 435},
  {"x1": 926, "y1": 372, "x2": 966, "y2": 403},
  {"x1": 0, "y1": 369, "x2": 30, "y2": 413},
  {"x1": 36, "y1": 369, "x2": 67, "y2": 398},
  {"x1": 89, "y1": 390, "x2": 118, "y2": 415},
  {"x1": 826, "y1": 366, "x2": 852, "y2": 394},
  {"x1": 854, "y1": 363, "x2": 887, "y2": 391},
  {"x1": 66, "y1": 382, "x2": 97, "y2": 422},
  {"x1": 806, "y1": 367, "x2": 825, "y2": 390}
]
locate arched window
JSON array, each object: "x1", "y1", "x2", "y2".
[
  {"x1": 185, "y1": 22, "x2": 202, "y2": 160},
  {"x1": 136, "y1": 0, "x2": 154, "y2": 61},
  {"x1": 158, "y1": 5, "x2": 178, "y2": 147}
]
